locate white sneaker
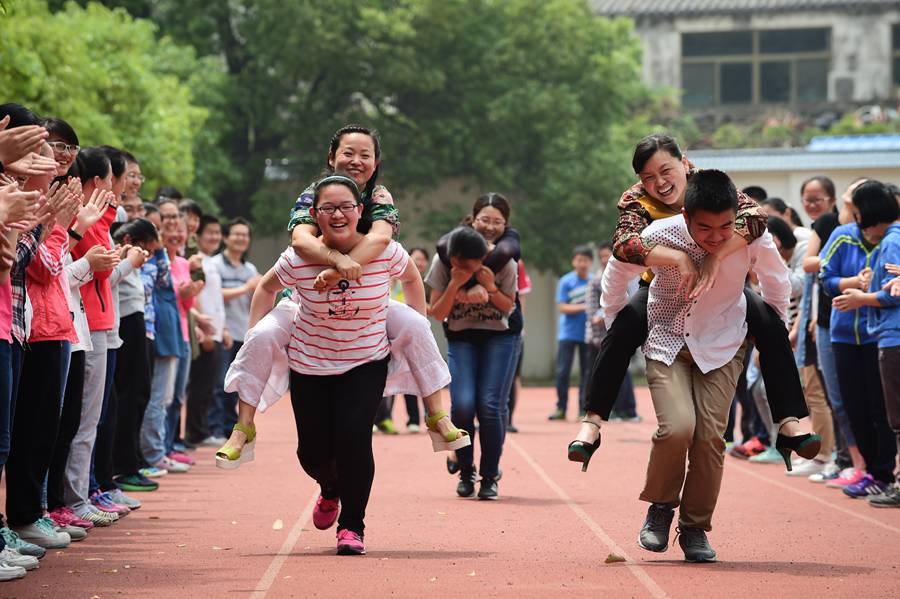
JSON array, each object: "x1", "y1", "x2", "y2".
[
  {"x1": 0, "y1": 547, "x2": 38, "y2": 571},
  {"x1": 56, "y1": 524, "x2": 87, "y2": 541},
  {"x1": 10, "y1": 519, "x2": 70, "y2": 549},
  {"x1": 808, "y1": 461, "x2": 840, "y2": 483},
  {"x1": 0, "y1": 562, "x2": 25, "y2": 581},
  {"x1": 158, "y1": 456, "x2": 190, "y2": 473},
  {"x1": 786, "y1": 458, "x2": 826, "y2": 477},
  {"x1": 200, "y1": 436, "x2": 227, "y2": 447},
  {"x1": 407, "y1": 424, "x2": 421, "y2": 433},
  {"x1": 74, "y1": 507, "x2": 116, "y2": 527}
]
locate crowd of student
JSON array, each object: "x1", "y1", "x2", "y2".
[{"x1": 0, "y1": 102, "x2": 260, "y2": 581}]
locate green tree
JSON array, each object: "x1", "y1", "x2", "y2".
[
  {"x1": 54, "y1": 0, "x2": 647, "y2": 270},
  {"x1": 0, "y1": 0, "x2": 218, "y2": 208}
]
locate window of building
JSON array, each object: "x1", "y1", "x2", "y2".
[
  {"x1": 681, "y1": 28, "x2": 830, "y2": 107},
  {"x1": 893, "y1": 24, "x2": 900, "y2": 92}
]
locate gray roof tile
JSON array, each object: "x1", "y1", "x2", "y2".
[
  {"x1": 593, "y1": 0, "x2": 900, "y2": 18},
  {"x1": 688, "y1": 147, "x2": 900, "y2": 172}
]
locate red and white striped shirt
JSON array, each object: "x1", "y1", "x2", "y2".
[{"x1": 274, "y1": 241, "x2": 409, "y2": 376}]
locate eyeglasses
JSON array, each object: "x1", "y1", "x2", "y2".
[
  {"x1": 127, "y1": 172, "x2": 146, "y2": 183},
  {"x1": 315, "y1": 202, "x2": 359, "y2": 216},
  {"x1": 47, "y1": 141, "x2": 80, "y2": 155},
  {"x1": 161, "y1": 213, "x2": 180, "y2": 220},
  {"x1": 474, "y1": 216, "x2": 506, "y2": 228},
  {"x1": 802, "y1": 196, "x2": 827, "y2": 206}
]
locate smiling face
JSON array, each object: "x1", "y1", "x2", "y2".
[
  {"x1": 198, "y1": 222, "x2": 222, "y2": 255},
  {"x1": 328, "y1": 133, "x2": 378, "y2": 190},
  {"x1": 801, "y1": 180, "x2": 835, "y2": 221},
  {"x1": 162, "y1": 218, "x2": 186, "y2": 253},
  {"x1": 472, "y1": 205, "x2": 507, "y2": 243},
  {"x1": 311, "y1": 184, "x2": 363, "y2": 248},
  {"x1": 410, "y1": 249, "x2": 429, "y2": 275},
  {"x1": 123, "y1": 161, "x2": 143, "y2": 200},
  {"x1": 638, "y1": 150, "x2": 690, "y2": 206},
  {"x1": 684, "y1": 208, "x2": 736, "y2": 254},
  {"x1": 47, "y1": 136, "x2": 78, "y2": 176}
]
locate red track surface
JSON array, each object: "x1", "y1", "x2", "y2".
[{"x1": 6, "y1": 387, "x2": 900, "y2": 598}]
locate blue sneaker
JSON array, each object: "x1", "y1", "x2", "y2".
[
  {"x1": 843, "y1": 474, "x2": 889, "y2": 498},
  {"x1": 0, "y1": 528, "x2": 45, "y2": 559}
]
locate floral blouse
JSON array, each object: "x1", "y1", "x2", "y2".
[
  {"x1": 287, "y1": 182, "x2": 400, "y2": 235},
  {"x1": 612, "y1": 167, "x2": 768, "y2": 265}
]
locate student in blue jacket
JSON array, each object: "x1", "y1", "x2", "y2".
[
  {"x1": 832, "y1": 184, "x2": 900, "y2": 507},
  {"x1": 822, "y1": 180, "x2": 899, "y2": 499}
]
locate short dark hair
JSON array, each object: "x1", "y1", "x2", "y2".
[
  {"x1": 223, "y1": 217, "x2": 252, "y2": 238},
  {"x1": 197, "y1": 214, "x2": 221, "y2": 236},
  {"x1": 178, "y1": 199, "x2": 203, "y2": 218},
  {"x1": 853, "y1": 180, "x2": 900, "y2": 229},
  {"x1": 70, "y1": 147, "x2": 111, "y2": 184},
  {"x1": 42, "y1": 117, "x2": 79, "y2": 146},
  {"x1": 447, "y1": 226, "x2": 488, "y2": 260},
  {"x1": 766, "y1": 216, "x2": 797, "y2": 250},
  {"x1": 155, "y1": 186, "x2": 182, "y2": 202},
  {"x1": 143, "y1": 202, "x2": 159, "y2": 215},
  {"x1": 597, "y1": 241, "x2": 613, "y2": 252},
  {"x1": 312, "y1": 173, "x2": 360, "y2": 208},
  {"x1": 572, "y1": 245, "x2": 593, "y2": 260},
  {"x1": 632, "y1": 134, "x2": 682, "y2": 173},
  {"x1": 760, "y1": 197, "x2": 788, "y2": 214},
  {"x1": 121, "y1": 150, "x2": 139, "y2": 165},
  {"x1": 98, "y1": 145, "x2": 126, "y2": 178},
  {"x1": 473, "y1": 192, "x2": 511, "y2": 222},
  {"x1": 112, "y1": 218, "x2": 159, "y2": 244},
  {"x1": 741, "y1": 185, "x2": 767, "y2": 202},
  {"x1": 0, "y1": 103, "x2": 40, "y2": 128},
  {"x1": 684, "y1": 169, "x2": 738, "y2": 217}
]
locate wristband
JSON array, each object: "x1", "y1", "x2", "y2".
[{"x1": 67, "y1": 228, "x2": 83, "y2": 241}]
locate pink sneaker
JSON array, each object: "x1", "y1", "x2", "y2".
[
  {"x1": 49, "y1": 507, "x2": 94, "y2": 530},
  {"x1": 167, "y1": 451, "x2": 195, "y2": 466},
  {"x1": 336, "y1": 529, "x2": 365, "y2": 555},
  {"x1": 313, "y1": 496, "x2": 340, "y2": 530},
  {"x1": 826, "y1": 468, "x2": 865, "y2": 488}
]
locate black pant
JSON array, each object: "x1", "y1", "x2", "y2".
[
  {"x1": 508, "y1": 339, "x2": 524, "y2": 426},
  {"x1": 186, "y1": 341, "x2": 222, "y2": 444},
  {"x1": 289, "y1": 358, "x2": 389, "y2": 536},
  {"x1": 833, "y1": 343, "x2": 896, "y2": 484},
  {"x1": 585, "y1": 285, "x2": 809, "y2": 422},
  {"x1": 114, "y1": 313, "x2": 152, "y2": 475},
  {"x1": 49, "y1": 351, "x2": 84, "y2": 512},
  {"x1": 6, "y1": 341, "x2": 65, "y2": 525}
]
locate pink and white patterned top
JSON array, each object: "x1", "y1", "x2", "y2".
[{"x1": 274, "y1": 240, "x2": 409, "y2": 376}]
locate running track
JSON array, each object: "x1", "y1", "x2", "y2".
[{"x1": 7, "y1": 387, "x2": 899, "y2": 598}]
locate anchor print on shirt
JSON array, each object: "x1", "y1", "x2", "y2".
[{"x1": 327, "y1": 279, "x2": 359, "y2": 320}]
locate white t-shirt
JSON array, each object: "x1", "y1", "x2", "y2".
[
  {"x1": 274, "y1": 240, "x2": 409, "y2": 376},
  {"x1": 196, "y1": 252, "x2": 226, "y2": 341}
]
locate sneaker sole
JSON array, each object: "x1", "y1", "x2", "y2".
[
  {"x1": 683, "y1": 554, "x2": 717, "y2": 563},
  {"x1": 116, "y1": 484, "x2": 159, "y2": 492},
  {"x1": 336, "y1": 545, "x2": 365, "y2": 555},
  {"x1": 477, "y1": 495, "x2": 499, "y2": 501},
  {"x1": 637, "y1": 536, "x2": 668, "y2": 553}
]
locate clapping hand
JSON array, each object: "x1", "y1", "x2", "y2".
[
  {"x1": 833, "y1": 288, "x2": 865, "y2": 312},
  {"x1": 75, "y1": 187, "x2": 110, "y2": 232},
  {"x1": 884, "y1": 276, "x2": 900, "y2": 297},
  {"x1": 0, "y1": 180, "x2": 39, "y2": 227},
  {"x1": 178, "y1": 279, "x2": 204, "y2": 299},
  {"x1": 0, "y1": 117, "x2": 47, "y2": 166},
  {"x1": 886, "y1": 264, "x2": 900, "y2": 277},
  {"x1": 4, "y1": 152, "x2": 58, "y2": 179},
  {"x1": 84, "y1": 244, "x2": 120, "y2": 272}
]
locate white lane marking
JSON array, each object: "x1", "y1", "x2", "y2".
[
  {"x1": 250, "y1": 489, "x2": 320, "y2": 598},
  {"x1": 729, "y1": 461, "x2": 900, "y2": 535},
  {"x1": 508, "y1": 437, "x2": 669, "y2": 599}
]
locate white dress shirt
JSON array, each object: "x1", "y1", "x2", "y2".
[{"x1": 602, "y1": 214, "x2": 791, "y2": 373}]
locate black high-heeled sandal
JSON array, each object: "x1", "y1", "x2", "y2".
[
  {"x1": 568, "y1": 420, "x2": 602, "y2": 472},
  {"x1": 775, "y1": 433, "x2": 822, "y2": 471}
]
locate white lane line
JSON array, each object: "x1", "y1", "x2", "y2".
[
  {"x1": 250, "y1": 489, "x2": 320, "y2": 599},
  {"x1": 507, "y1": 438, "x2": 669, "y2": 599},
  {"x1": 729, "y1": 461, "x2": 900, "y2": 536}
]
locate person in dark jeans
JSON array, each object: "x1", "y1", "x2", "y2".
[
  {"x1": 570, "y1": 134, "x2": 811, "y2": 455},
  {"x1": 550, "y1": 246, "x2": 593, "y2": 420}
]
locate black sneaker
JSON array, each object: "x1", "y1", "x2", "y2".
[
  {"x1": 457, "y1": 467, "x2": 477, "y2": 498},
  {"x1": 477, "y1": 476, "x2": 498, "y2": 500},
  {"x1": 638, "y1": 503, "x2": 675, "y2": 552},
  {"x1": 547, "y1": 409, "x2": 566, "y2": 421},
  {"x1": 676, "y1": 527, "x2": 717, "y2": 563}
]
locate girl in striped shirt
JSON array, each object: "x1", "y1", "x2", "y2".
[{"x1": 247, "y1": 174, "x2": 427, "y2": 555}]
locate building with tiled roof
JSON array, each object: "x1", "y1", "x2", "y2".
[{"x1": 592, "y1": 1, "x2": 900, "y2": 118}]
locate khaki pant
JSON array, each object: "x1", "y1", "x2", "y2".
[
  {"x1": 800, "y1": 365, "x2": 835, "y2": 462},
  {"x1": 641, "y1": 345, "x2": 745, "y2": 531}
]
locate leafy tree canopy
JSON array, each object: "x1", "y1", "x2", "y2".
[
  {"x1": 0, "y1": 0, "x2": 224, "y2": 210},
  {"x1": 40, "y1": 0, "x2": 648, "y2": 271}
]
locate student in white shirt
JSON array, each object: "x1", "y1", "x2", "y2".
[{"x1": 595, "y1": 170, "x2": 798, "y2": 562}]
